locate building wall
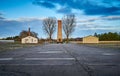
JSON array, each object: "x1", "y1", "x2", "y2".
[
  {"x1": 83, "y1": 36, "x2": 99, "y2": 43},
  {"x1": 21, "y1": 36, "x2": 38, "y2": 43},
  {"x1": 0, "y1": 40, "x2": 14, "y2": 43}
]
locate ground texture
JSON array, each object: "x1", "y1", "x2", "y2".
[{"x1": 0, "y1": 44, "x2": 120, "y2": 76}]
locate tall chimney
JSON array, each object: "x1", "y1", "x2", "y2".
[
  {"x1": 28, "y1": 27, "x2": 31, "y2": 36},
  {"x1": 57, "y1": 20, "x2": 62, "y2": 43}
]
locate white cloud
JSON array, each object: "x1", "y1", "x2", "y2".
[
  {"x1": 77, "y1": 15, "x2": 120, "y2": 23},
  {"x1": 78, "y1": 27, "x2": 120, "y2": 30},
  {"x1": 15, "y1": 17, "x2": 44, "y2": 22},
  {"x1": 76, "y1": 15, "x2": 120, "y2": 32}
]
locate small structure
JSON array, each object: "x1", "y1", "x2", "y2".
[
  {"x1": 21, "y1": 28, "x2": 38, "y2": 43},
  {"x1": 0, "y1": 40, "x2": 14, "y2": 43},
  {"x1": 83, "y1": 35, "x2": 99, "y2": 43}
]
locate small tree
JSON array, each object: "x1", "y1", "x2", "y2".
[
  {"x1": 19, "y1": 30, "x2": 38, "y2": 38},
  {"x1": 42, "y1": 17, "x2": 56, "y2": 42},
  {"x1": 94, "y1": 32, "x2": 98, "y2": 37},
  {"x1": 62, "y1": 14, "x2": 76, "y2": 43}
]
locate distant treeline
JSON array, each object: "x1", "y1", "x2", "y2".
[
  {"x1": 1, "y1": 36, "x2": 21, "y2": 41},
  {"x1": 1, "y1": 32, "x2": 120, "y2": 41},
  {"x1": 0, "y1": 30, "x2": 38, "y2": 41},
  {"x1": 94, "y1": 32, "x2": 120, "y2": 41}
]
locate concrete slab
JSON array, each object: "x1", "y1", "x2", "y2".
[{"x1": 0, "y1": 44, "x2": 120, "y2": 76}]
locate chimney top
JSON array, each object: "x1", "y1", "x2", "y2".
[
  {"x1": 28, "y1": 27, "x2": 31, "y2": 36},
  {"x1": 58, "y1": 20, "x2": 61, "y2": 22}
]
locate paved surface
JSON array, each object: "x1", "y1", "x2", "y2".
[{"x1": 0, "y1": 44, "x2": 120, "y2": 76}]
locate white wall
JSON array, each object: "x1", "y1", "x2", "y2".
[{"x1": 21, "y1": 36, "x2": 38, "y2": 43}]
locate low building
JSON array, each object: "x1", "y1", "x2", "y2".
[
  {"x1": 21, "y1": 28, "x2": 38, "y2": 44},
  {"x1": 83, "y1": 36, "x2": 99, "y2": 43},
  {"x1": 21, "y1": 36, "x2": 38, "y2": 43},
  {"x1": 0, "y1": 40, "x2": 14, "y2": 43}
]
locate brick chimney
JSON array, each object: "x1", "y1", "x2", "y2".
[
  {"x1": 57, "y1": 20, "x2": 62, "y2": 43},
  {"x1": 28, "y1": 27, "x2": 31, "y2": 36}
]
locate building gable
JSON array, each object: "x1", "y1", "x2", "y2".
[{"x1": 21, "y1": 36, "x2": 38, "y2": 43}]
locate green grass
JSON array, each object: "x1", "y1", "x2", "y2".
[
  {"x1": 81, "y1": 43, "x2": 120, "y2": 49},
  {"x1": 0, "y1": 43, "x2": 42, "y2": 52}
]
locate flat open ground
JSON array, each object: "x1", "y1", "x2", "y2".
[
  {"x1": 0, "y1": 43, "x2": 41, "y2": 52},
  {"x1": 82, "y1": 43, "x2": 120, "y2": 49},
  {"x1": 0, "y1": 43, "x2": 120, "y2": 76}
]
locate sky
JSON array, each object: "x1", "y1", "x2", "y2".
[{"x1": 0, "y1": 0, "x2": 120, "y2": 39}]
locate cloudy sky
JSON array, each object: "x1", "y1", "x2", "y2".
[{"x1": 0, "y1": 0, "x2": 120, "y2": 39}]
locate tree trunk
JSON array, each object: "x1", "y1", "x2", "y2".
[
  {"x1": 49, "y1": 35, "x2": 52, "y2": 43},
  {"x1": 66, "y1": 36, "x2": 69, "y2": 43}
]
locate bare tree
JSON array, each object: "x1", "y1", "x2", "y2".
[
  {"x1": 19, "y1": 30, "x2": 38, "y2": 38},
  {"x1": 62, "y1": 14, "x2": 76, "y2": 43},
  {"x1": 43, "y1": 17, "x2": 56, "y2": 42}
]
